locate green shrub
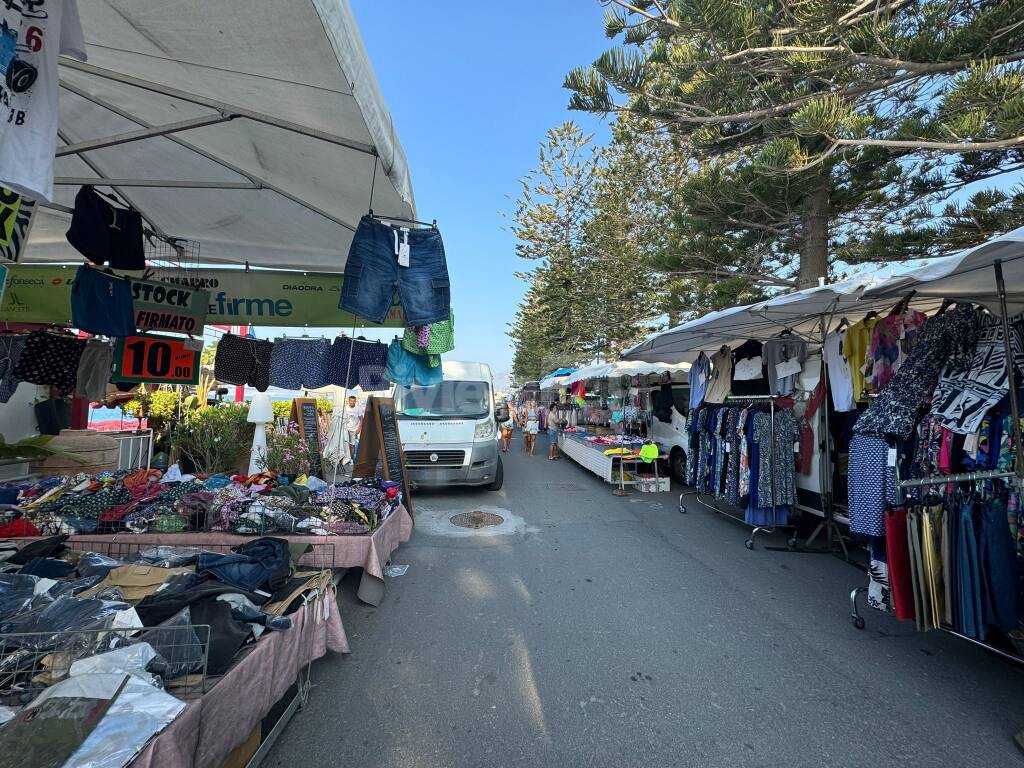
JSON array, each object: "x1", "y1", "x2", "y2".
[
  {"x1": 172, "y1": 403, "x2": 252, "y2": 474},
  {"x1": 270, "y1": 397, "x2": 335, "y2": 422}
]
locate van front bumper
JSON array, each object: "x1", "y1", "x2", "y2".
[{"x1": 405, "y1": 440, "x2": 499, "y2": 487}]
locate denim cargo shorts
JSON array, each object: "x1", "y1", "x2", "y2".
[{"x1": 340, "y1": 215, "x2": 451, "y2": 326}]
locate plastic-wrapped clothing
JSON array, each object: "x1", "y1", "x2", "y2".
[
  {"x1": 129, "y1": 545, "x2": 207, "y2": 568},
  {"x1": 28, "y1": 673, "x2": 185, "y2": 768},
  {"x1": 69, "y1": 642, "x2": 162, "y2": 684},
  {"x1": 18, "y1": 558, "x2": 75, "y2": 578},
  {"x1": 78, "y1": 565, "x2": 194, "y2": 603},
  {"x1": 137, "y1": 608, "x2": 205, "y2": 680},
  {"x1": 197, "y1": 536, "x2": 291, "y2": 593},
  {"x1": 77, "y1": 552, "x2": 127, "y2": 579},
  {"x1": 0, "y1": 596, "x2": 130, "y2": 650},
  {"x1": 7, "y1": 534, "x2": 68, "y2": 565},
  {"x1": 0, "y1": 572, "x2": 41, "y2": 620}
]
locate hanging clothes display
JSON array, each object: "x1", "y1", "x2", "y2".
[
  {"x1": 854, "y1": 304, "x2": 980, "y2": 439},
  {"x1": 703, "y1": 347, "x2": 732, "y2": 404},
  {"x1": 843, "y1": 316, "x2": 878, "y2": 403},
  {"x1": 863, "y1": 309, "x2": 928, "y2": 394},
  {"x1": 689, "y1": 352, "x2": 711, "y2": 409},
  {"x1": 402, "y1": 309, "x2": 455, "y2": 368},
  {"x1": 823, "y1": 328, "x2": 856, "y2": 412},
  {"x1": 0, "y1": 0, "x2": 87, "y2": 202},
  {"x1": 929, "y1": 315, "x2": 1024, "y2": 435},
  {"x1": 213, "y1": 333, "x2": 274, "y2": 393},
  {"x1": 731, "y1": 339, "x2": 770, "y2": 396},
  {"x1": 763, "y1": 336, "x2": 807, "y2": 396},
  {"x1": 269, "y1": 337, "x2": 332, "y2": 391},
  {"x1": 12, "y1": 329, "x2": 87, "y2": 396}
]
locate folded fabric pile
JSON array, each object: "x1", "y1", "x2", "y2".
[{"x1": 1, "y1": 467, "x2": 403, "y2": 537}]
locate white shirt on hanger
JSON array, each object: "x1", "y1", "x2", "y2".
[
  {"x1": 824, "y1": 330, "x2": 856, "y2": 412},
  {"x1": 0, "y1": 0, "x2": 87, "y2": 202}
]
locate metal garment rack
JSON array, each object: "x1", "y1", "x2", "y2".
[
  {"x1": 848, "y1": 462, "x2": 1024, "y2": 666},
  {"x1": 679, "y1": 394, "x2": 800, "y2": 551}
]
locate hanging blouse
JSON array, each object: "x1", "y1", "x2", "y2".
[
  {"x1": 703, "y1": 348, "x2": 732, "y2": 404},
  {"x1": 763, "y1": 337, "x2": 808, "y2": 396},
  {"x1": 730, "y1": 339, "x2": 769, "y2": 396},
  {"x1": 843, "y1": 317, "x2": 878, "y2": 402}
]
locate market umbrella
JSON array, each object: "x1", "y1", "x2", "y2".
[{"x1": 22, "y1": 0, "x2": 415, "y2": 272}]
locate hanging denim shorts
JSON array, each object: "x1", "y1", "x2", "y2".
[
  {"x1": 70, "y1": 265, "x2": 136, "y2": 337},
  {"x1": 339, "y1": 215, "x2": 451, "y2": 326}
]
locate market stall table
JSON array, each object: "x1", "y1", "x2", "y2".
[
  {"x1": 558, "y1": 431, "x2": 662, "y2": 490},
  {"x1": 18, "y1": 504, "x2": 413, "y2": 606},
  {"x1": 130, "y1": 588, "x2": 347, "y2": 768}
]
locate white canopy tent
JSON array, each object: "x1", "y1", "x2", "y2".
[
  {"x1": 862, "y1": 226, "x2": 1024, "y2": 312},
  {"x1": 564, "y1": 360, "x2": 690, "y2": 385},
  {"x1": 23, "y1": 0, "x2": 415, "y2": 271},
  {"x1": 623, "y1": 273, "x2": 945, "y2": 364},
  {"x1": 538, "y1": 373, "x2": 572, "y2": 392}
]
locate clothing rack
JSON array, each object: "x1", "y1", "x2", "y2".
[
  {"x1": 848, "y1": 461, "x2": 1024, "y2": 666},
  {"x1": 679, "y1": 394, "x2": 800, "y2": 551}
]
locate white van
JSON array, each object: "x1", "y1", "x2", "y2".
[{"x1": 394, "y1": 361, "x2": 508, "y2": 490}]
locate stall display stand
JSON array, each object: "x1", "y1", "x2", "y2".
[{"x1": 678, "y1": 395, "x2": 800, "y2": 551}]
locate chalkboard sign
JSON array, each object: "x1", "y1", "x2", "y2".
[
  {"x1": 291, "y1": 398, "x2": 323, "y2": 477},
  {"x1": 354, "y1": 396, "x2": 413, "y2": 516}
]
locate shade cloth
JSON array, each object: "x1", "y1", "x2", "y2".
[
  {"x1": 25, "y1": 0, "x2": 415, "y2": 271},
  {"x1": 130, "y1": 589, "x2": 347, "y2": 768},
  {"x1": 564, "y1": 360, "x2": 690, "y2": 385}
]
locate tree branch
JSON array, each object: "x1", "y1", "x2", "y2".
[{"x1": 829, "y1": 134, "x2": 1024, "y2": 151}]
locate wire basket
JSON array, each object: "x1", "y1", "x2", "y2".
[{"x1": 0, "y1": 624, "x2": 210, "y2": 705}]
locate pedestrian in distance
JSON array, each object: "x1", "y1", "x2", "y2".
[
  {"x1": 547, "y1": 402, "x2": 560, "y2": 460},
  {"x1": 523, "y1": 399, "x2": 539, "y2": 456},
  {"x1": 500, "y1": 405, "x2": 514, "y2": 453}
]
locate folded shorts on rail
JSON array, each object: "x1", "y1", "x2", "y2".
[
  {"x1": 214, "y1": 333, "x2": 273, "y2": 392},
  {"x1": 384, "y1": 340, "x2": 441, "y2": 388},
  {"x1": 71, "y1": 265, "x2": 136, "y2": 337},
  {"x1": 340, "y1": 215, "x2": 451, "y2": 327}
]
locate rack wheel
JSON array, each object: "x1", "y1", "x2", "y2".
[
  {"x1": 744, "y1": 538, "x2": 754, "y2": 550},
  {"x1": 678, "y1": 504, "x2": 687, "y2": 514},
  {"x1": 853, "y1": 616, "x2": 865, "y2": 630},
  {"x1": 787, "y1": 537, "x2": 798, "y2": 550}
]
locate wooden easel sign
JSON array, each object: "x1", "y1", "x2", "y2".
[
  {"x1": 354, "y1": 395, "x2": 413, "y2": 516},
  {"x1": 290, "y1": 397, "x2": 324, "y2": 478}
]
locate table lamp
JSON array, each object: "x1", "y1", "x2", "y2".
[{"x1": 247, "y1": 392, "x2": 275, "y2": 475}]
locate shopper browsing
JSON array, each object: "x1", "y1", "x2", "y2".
[
  {"x1": 344, "y1": 395, "x2": 362, "y2": 463},
  {"x1": 547, "y1": 402, "x2": 560, "y2": 460},
  {"x1": 523, "y1": 400, "x2": 539, "y2": 456}
]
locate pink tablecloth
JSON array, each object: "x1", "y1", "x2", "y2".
[
  {"x1": 131, "y1": 588, "x2": 348, "y2": 768},
  {"x1": 47, "y1": 504, "x2": 414, "y2": 578}
]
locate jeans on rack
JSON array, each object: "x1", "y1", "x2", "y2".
[
  {"x1": 957, "y1": 501, "x2": 985, "y2": 639},
  {"x1": 979, "y1": 497, "x2": 1018, "y2": 633}
]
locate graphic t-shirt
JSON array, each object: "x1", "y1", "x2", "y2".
[{"x1": 0, "y1": 0, "x2": 87, "y2": 201}]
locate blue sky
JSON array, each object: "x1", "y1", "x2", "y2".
[{"x1": 343, "y1": 1, "x2": 612, "y2": 387}]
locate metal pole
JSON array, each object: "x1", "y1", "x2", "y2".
[
  {"x1": 56, "y1": 114, "x2": 234, "y2": 156},
  {"x1": 818, "y1": 314, "x2": 834, "y2": 550},
  {"x1": 994, "y1": 260, "x2": 1024, "y2": 480}
]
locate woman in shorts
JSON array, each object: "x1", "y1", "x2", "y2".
[
  {"x1": 500, "y1": 407, "x2": 514, "y2": 453},
  {"x1": 523, "y1": 400, "x2": 539, "y2": 456},
  {"x1": 547, "y1": 402, "x2": 561, "y2": 460}
]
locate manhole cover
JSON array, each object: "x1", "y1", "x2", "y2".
[{"x1": 450, "y1": 511, "x2": 504, "y2": 529}]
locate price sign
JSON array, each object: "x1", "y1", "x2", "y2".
[{"x1": 113, "y1": 333, "x2": 201, "y2": 384}]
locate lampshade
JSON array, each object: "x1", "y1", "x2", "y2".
[{"x1": 247, "y1": 393, "x2": 275, "y2": 423}]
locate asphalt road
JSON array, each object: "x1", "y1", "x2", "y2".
[{"x1": 267, "y1": 432, "x2": 1024, "y2": 768}]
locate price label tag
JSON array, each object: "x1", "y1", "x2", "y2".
[
  {"x1": 724, "y1": 443, "x2": 731, "y2": 453},
  {"x1": 112, "y1": 333, "x2": 201, "y2": 385},
  {"x1": 887, "y1": 447, "x2": 898, "y2": 467},
  {"x1": 794, "y1": 441, "x2": 800, "y2": 454}
]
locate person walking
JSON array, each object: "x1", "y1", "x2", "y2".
[
  {"x1": 523, "y1": 399, "x2": 539, "y2": 456},
  {"x1": 344, "y1": 394, "x2": 362, "y2": 464},
  {"x1": 547, "y1": 402, "x2": 561, "y2": 460},
  {"x1": 500, "y1": 404, "x2": 514, "y2": 453}
]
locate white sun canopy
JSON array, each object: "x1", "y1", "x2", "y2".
[
  {"x1": 862, "y1": 226, "x2": 1024, "y2": 313},
  {"x1": 623, "y1": 272, "x2": 945, "y2": 364},
  {"x1": 565, "y1": 360, "x2": 691, "y2": 384},
  {"x1": 22, "y1": 0, "x2": 415, "y2": 272}
]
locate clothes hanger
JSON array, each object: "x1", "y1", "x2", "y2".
[
  {"x1": 368, "y1": 208, "x2": 437, "y2": 230},
  {"x1": 935, "y1": 298, "x2": 953, "y2": 316},
  {"x1": 835, "y1": 317, "x2": 850, "y2": 331}
]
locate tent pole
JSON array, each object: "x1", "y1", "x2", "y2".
[
  {"x1": 818, "y1": 314, "x2": 834, "y2": 551},
  {"x1": 56, "y1": 114, "x2": 235, "y2": 157},
  {"x1": 994, "y1": 259, "x2": 1024, "y2": 480},
  {"x1": 57, "y1": 79, "x2": 360, "y2": 233},
  {"x1": 60, "y1": 60, "x2": 379, "y2": 157}
]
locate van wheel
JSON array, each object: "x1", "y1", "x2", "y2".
[
  {"x1": 488, "y1": 457, "x2": 504, "y2": 491},
  {"x1": 670, "y1": 447, "x2": 686, "y2": 483}
]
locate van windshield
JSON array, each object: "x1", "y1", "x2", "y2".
[{"x1": 395, "y1": 380, "x2": 491, "y2": 420}]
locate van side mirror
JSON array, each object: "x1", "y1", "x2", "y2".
[{"x1": 495, "y1": 405, "x2": 510, "y2": 422}]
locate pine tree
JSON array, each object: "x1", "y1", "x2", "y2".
[{"x1": 565, "y1": 0, "x2": 1024, "y2": 287}]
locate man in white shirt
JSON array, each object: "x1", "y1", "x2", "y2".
[{"x1": 344, "y1": 395, "x2": 362, "y2": 463}]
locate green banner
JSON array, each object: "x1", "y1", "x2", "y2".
[{"x1": 0, "y1": 265, "x2": 405, "y2": 327}]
